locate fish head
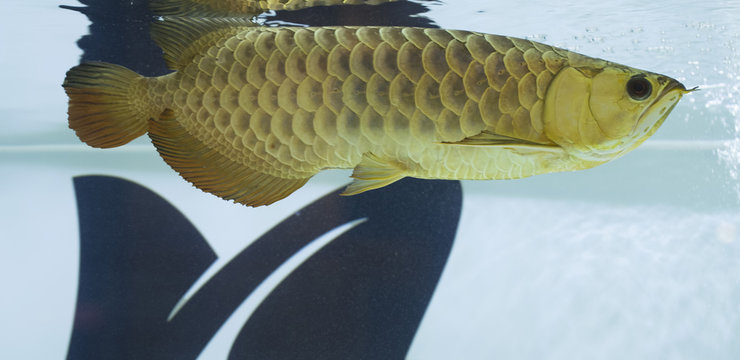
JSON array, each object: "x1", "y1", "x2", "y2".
[{"x1": 543, "y1": 63, "x2": 691, "y2": 162}]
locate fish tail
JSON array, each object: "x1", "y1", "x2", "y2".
[{"x1": 63, "y1": 62, "x2": 151, "y2": 148}]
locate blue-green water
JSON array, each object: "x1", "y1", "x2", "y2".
[{"x1": 1, "y1": 0, "x2": 739, "y2": 359}]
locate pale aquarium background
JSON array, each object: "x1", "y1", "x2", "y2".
[{"x1": 1, "y1": 0, "x2": 740, "y2": 359}]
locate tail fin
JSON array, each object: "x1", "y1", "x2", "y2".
[{"x1": 63, "y1": 62, "x2": 149, "y2": 148}]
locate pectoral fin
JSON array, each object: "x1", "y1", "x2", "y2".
[
  {"x1": 442, "y1": 131, "x2": 561, "y2": 152},
  {"x1": 341, "y1": 153, "x2": 407, "y2": 196}
]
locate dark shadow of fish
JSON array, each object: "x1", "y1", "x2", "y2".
[{"x1": 67, "y1": 175, "x2": 461, "y2": 359}]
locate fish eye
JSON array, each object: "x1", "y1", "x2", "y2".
[{"x1": 626, "y1": 76, "x2": 652, "y2": 101}]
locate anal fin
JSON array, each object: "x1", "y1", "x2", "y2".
[
  {"x1": 148, "y1": 110, "x2": 310, "y2": 207},
  {"x1": 341, "y1": 153, "x2": 406, "y2": 196}
]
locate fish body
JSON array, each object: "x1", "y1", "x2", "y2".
[{"x1": 63, "y1": 19, "x2": 689, "y2": 206}]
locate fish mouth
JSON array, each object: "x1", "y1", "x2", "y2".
[
  {"x1": 661, "y1": 80, "x2": 700, "y2": 106},
  {"x1": 639, "y1": 79, "x2": 691, "y2": 120},
  {"x1": 630, "y1": 79, "x2": 693, "y2": 149},
  {"x1": 662, "y1": 80, "x2": 697, "y2": 98}
]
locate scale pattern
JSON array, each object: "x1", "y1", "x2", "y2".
[{"x1": 147, "y1": 26, "x2": 573, "y2": 180}]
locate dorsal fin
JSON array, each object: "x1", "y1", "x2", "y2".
[{"x1": 150, "y1": 17, "x2": 254, "y2": 70}]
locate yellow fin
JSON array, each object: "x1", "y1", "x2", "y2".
[
  {"x1": 150, "y1": 17, "x2": 254, "y2": 70},
  {"x1": 148, "y1": 110, "x2": 310, "y2": 207},
  {"x1": 341, "y1": 153, "x2": 406, "y2": 196},
  {"x1": 442, "y1": 131, "x2": 559, "y2": 150},
  {"x1": 62, "y1": 62, "x2": 148, "y2": 148}
]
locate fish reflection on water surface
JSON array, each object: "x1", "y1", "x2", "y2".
[
  {"x1": 150, "y1": 0, "x2": 403, "y2": 15},
  {"x1": 62, "y1": 1, "x2": 692, "y2": 206}
]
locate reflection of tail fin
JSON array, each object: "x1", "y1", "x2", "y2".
[
  {"x1": 69, "y1": 175, "x2": 462, "y2": 359},
  {"x1": 63, "y1": 63, "x2": 151, "y2": 148}
]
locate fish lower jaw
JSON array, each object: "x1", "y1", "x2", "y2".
[{"x1": 405, "y1": 147, "x2": 589, "y2": 181}]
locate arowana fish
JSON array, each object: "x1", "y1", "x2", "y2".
[{"x1": 63, "y1": 17, "x2": 691, "y2": 206}]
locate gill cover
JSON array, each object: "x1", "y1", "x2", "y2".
[{"x1": 543, "y1": 66, "x2": 622, "y2": 161}]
